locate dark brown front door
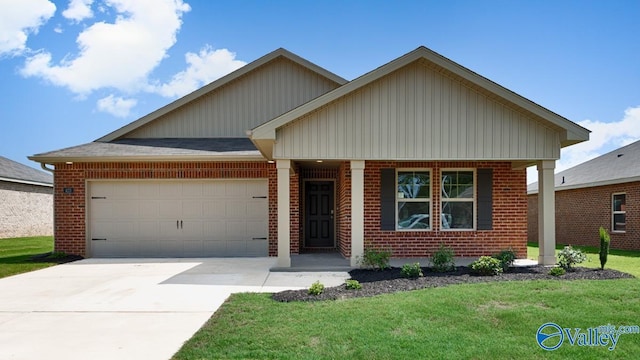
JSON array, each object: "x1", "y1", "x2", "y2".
[{"x1": 305, "y1": 181, "x2": 335, "y2": 247}]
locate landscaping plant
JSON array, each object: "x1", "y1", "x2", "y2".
[
  {"x1": 401, "y1": 262, "x2": 424, "y2": 278},
  {"x1": 493, "y1": 249, "x2": 516, "y2": 272},
  {"x1": 599, "y1": 226, "x2": 611, "y2": 269},
  {"x1": 308, "y1": 281, "x2": 325, "y2": 295},
  {"x1": 358, "y1": 247, "x2": 391, "y2": 270},
  {"x1": 558, "y1": 245, "x2": 587, "y2": 271},
  {"x1": 548, "y1": 267, "x2": 566, "y2": 276},
  {"x1": 470, "y1": 256, "x2": 503, "y2": 276},
  {"x1": 345, "y1": 279, "x2": 362, "y2": 290},
  {"x1": 430, "y1": 243, "x2": 455, "y2": 272}
]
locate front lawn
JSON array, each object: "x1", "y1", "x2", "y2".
[
  {"x1": 173, "y1": 245, "x2": 640, "y2": 359},
  {"x1": 0, "y1": 236, "x2": 57, "y2": 278}
]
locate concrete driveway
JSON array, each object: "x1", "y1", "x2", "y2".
[{"x1": 0, "y1": 258, "x2": 349, "y2": 360}]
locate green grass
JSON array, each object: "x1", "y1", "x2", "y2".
[
  {"x1": 0, "y1": 236, "x2": 56, "y2": 278},
  {"x1": 174, "y1": 245, "x2": 640, "y2": 360}
]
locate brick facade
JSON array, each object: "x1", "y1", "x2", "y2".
[
  {"x1": 0, "y1": 181, "x2": 53, "y2": 238},
  {"x1": 528, "y1": 181, "x2": 640, "y2": 250},
  {"x1": 53, "y1": 160, "x2": 528, "y2": 259}
]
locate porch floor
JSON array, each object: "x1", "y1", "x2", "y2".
[{"x1": 270, "y1": 253, "x2": 537, "y2": 272}]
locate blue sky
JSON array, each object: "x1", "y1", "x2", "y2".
[{"x1": 1, "y1": 0, "x2": 639, "y2": 183}]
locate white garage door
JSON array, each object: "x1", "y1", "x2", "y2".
[{"x1": 89, "y1": 180, "x2": 269, "y2": 257}]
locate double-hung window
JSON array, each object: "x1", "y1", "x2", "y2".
[
  {"x1": 396, "y1": 170, "x2": 431, "y2": 230},
  {"x1": 612, "y1": 193, "x2": 626, "y2": 232},
  {"x1": 441, "y1": 170, "x2": 475, "y2": 230}
]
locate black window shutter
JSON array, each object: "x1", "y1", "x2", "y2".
[
  {"x1": 477, "y1": 168, "x2": 493, "y2": 230},
  {"x1": 380, "y1": 168, "x2": 396, "y2": 230}
]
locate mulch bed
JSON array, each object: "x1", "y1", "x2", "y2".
[
  {"x1": 30, "y1": 252, "x2": 84, "y2": 264},
  {"x1": 272, "y1": 266, "x2": 634, "y2": 302}
]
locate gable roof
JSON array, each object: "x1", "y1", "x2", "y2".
[
  {"x1": 98, "y1": 48, "x2": 347, "y2": 142},
  {"x1": 0, "y1": 156, "x2": 52, "y2": 186},
  {"x1": 528, "y1": 139, "x2": 640, "y2": 194},
  {"x1": 250, "y1": 46, "x2": 590, "y2": 158}
]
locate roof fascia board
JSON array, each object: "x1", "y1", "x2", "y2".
[
  {"x1": 28, "y1": 155, "x2": 266, "y2": 163},
  {"x1": 98, "y1": 48, "x2": 347, "y2": 143},
  {"x1": 0, "y1": 176, "x2": 52, "y2": 187},
  {"x1": 527, "y1": 175, "x2": 640, "y2": 195},
  {"x1": 252, "y1": 46, "x2": 590, "y2": 143}
]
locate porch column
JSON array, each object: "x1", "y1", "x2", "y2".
[
  {"x1": 277, "y1": 159, "x2": 291, "y2": 267},
  {"x1": 537, "y1": 160, "x2": 556, "y2": 265},
  {"x1": 350, "y1": 160, "x2": 365, "y2": 267}
]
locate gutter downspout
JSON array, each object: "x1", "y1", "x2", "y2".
[{"x1": 40, "y1": 163, "x2": 54, "y2": 173}]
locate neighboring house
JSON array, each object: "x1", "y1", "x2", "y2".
[
  {"x1": 528, "y1": 139, "x2": 640, "y2": 251},
  {"x1": 0, "y1": 156, "x2": 53, "y2": 238},
  {"x1": 29, "y1": 47, "x2": 589, "y2": 266}
]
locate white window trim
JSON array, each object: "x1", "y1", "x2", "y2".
[
  {"x1": 440, "y1": 168, "x2": 476, "y2": 231},
  {"x1": 396, "y1": 168, "x2": 432, "y2": 231},
  {"x1": 612, "y1": 192, "x2": 626, "y2": 233}
]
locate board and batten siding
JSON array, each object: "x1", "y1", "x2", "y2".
[
  {"x1": 274, "y1": 61, "x2": 561, "y2": 160},
  {"x1": 127, "y1": 58, "x2": 340, "y2": 138}
]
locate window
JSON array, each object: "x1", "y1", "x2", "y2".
[
  {"x1": 396, "y1": 170, "x2": 431, "y2": 230},
  {"x1": 612, "y1": 193, "x2": 626, "y2": 232},
  {"x1": 441, "y1": 170, "x2": 475, "y2": 230}
]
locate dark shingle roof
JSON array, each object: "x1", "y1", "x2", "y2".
[
  {"x1": 29, "y1": 138, "x2": 263, "y2": 162},
  {"x1": 0, "y1": 156, "x2": 53, "y2": 185},
  {"x1": 528, "y1": 139, "x2": 640, "y2": 193}
]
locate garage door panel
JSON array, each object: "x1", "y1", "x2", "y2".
[{"x1": 90, "y1": 180, "x2": 268, "y2": 257}]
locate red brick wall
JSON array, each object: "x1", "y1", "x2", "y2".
[
  {"x1": 337, "y1": 162, "x2": 351, "y2": 258},
  {"x1": 53, "y1": 161, "x2": 276, "y2": 257},
  {"x1": 528, "y1": 181, "x2": 640, "y2": 250},
  {"x1": 363, "y1": 161, "x2": 527, "y2": 258}
]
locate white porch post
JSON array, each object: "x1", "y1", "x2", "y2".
[
  {"x1": 537, "y1": 160, "x2": 556, "y2": 265},
  {"x1": 277, "y1": 159, "x2": 291, "y2": 267},
  {"x1": 350, "y1": 160, "x2": 365, "y2": 267}
]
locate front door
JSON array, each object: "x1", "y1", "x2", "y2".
[{"x1": 305, "y1": 181, "x2": 335, "y2": 247}]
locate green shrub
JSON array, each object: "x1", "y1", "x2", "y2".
[
  {"x1": 493, "y1": 249, "x2": 516, "y2": 272},
  {"x1": 308, "y1": 281, "x2": 325, "y2": 295},
  {"x1": 549, "y1": 267, "x2": 566, "y2": 276},
  {"x1": 345, "y1": 279, "x2": 362, "y2": 290},
  {"x1": 401, "y1": 262, "x2": 424, "y2": 278},
  {"x1": 558, "y1": 245, "x2": 587, "y2": 271},
  {"x1": 431, "y1": 243, "x2": 455, "y2": 272},
  {"x1": 470, "y1": 256, "x2": 503, "y2": 276},
  {"x1": 599, "y1": 227, "x2": 611, "y2": 270},
  {"x1": 358, "y1": 248, "x2": 391, "y2": 270}
]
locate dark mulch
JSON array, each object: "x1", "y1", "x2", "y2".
[
  {"x1": 272, "y1": 266, "x2": 634, "y2": 302},
  {"x1": 30, "y1": 252, "x2": 84, "y2": 264}
]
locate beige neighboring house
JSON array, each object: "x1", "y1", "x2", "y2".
[{"x1": 0, "y1": 156, "x2": 53, "y2": 238}]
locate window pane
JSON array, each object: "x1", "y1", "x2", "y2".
[
  {"x1": 442, "y1": 171, "x2": 473, "y2": 199},
  {"x1": 398, "y1": 202, "x2": 430, "y2": 229},
  {"x1": 613, "y1": 194, "x2": 626, "y2": 212},
  {"x1": 442, "y1": 201, "x2": 474, "y2": 229},
  {"x1": 397, "y1": 172, "x2": 430, "y2": 199},
  {"x1": 613, "y1": 213, "x2": 626, "y2": 232}
]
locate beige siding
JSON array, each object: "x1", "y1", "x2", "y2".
[
  {"x1": 127, "y1": 58, "x2": 340, "y2": 138},
  {"x1": 274, "y1": 62, "x2": 561, "y2": 160}
]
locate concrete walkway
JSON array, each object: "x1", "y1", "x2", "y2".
[{"x1": 0, "y1": 258, "x2": 349, "y2": 360}]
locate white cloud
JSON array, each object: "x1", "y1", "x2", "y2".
[
  {"x1": 151, "y1": 46, "x2": 246, "y2": 98},
  {"x1": 96, "y1": 94, "x2": 137, "y2": 117},
  {"x1": 62, "y1": 0, "x2": 94, "y2": 22},
  {"x1": 527, "y1": 105, "x2": 640, "y2": 183},
  {"x1": 0, "y1": 0, "x2": 56, "y2": 56},
  {"x1": 21, "y1": 0, "x2": 191, "y2": 94}
]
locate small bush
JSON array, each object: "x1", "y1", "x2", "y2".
[
  {"x1": 401, "y1": 262, "x2": 424, "y2": 278},
  {"x1": 358, "y1": 248, "x2": 391, "y2": 270},
  {"x1": 599, "y1": 227, "x2": 610, "y2": 270},
  {"x1": 558, "y1": 245, "x2": 587, "y2": 271},
  {"x1": 345, "y1": 279, "x2": 362, "y2": 290},
  {"x1": 431, "y1": 243, "x2": 455, "y2": 272},
  {"x1": 308, "y1": 281, "x2": 325, "y2": 295},
  {"x1": 493, "y1": 249, "x2": 516, "y2": 272},
  {"x1": 549, "y1": 267, "x2": 566, "y2": 276},
  {"x1": 470, "y1": 256, "x2": 503, "y2": 276}
]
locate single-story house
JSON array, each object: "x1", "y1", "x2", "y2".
[
  {"x1": 528, "y1": 139, "x2": 639, "y2": 250},
  {"x1": 0, "y1": 156, "x2": 53, "y2": 238},
  {"x1": 30, "y1": 46, "x2": 589, "y2": 266}
]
